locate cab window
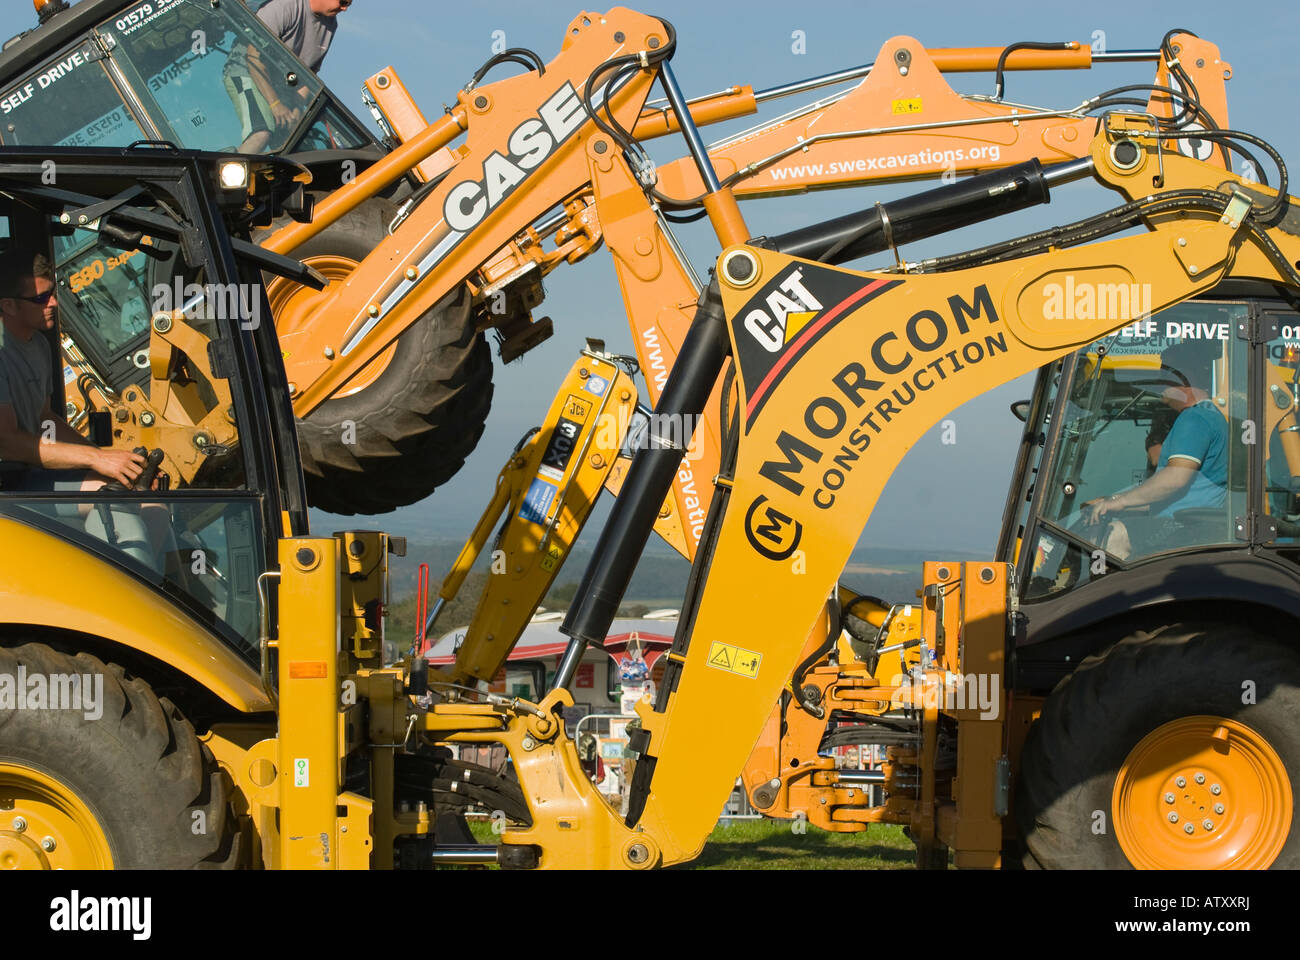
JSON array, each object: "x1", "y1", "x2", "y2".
[
  {"x1": 0, "y1": 189, "x2": 263, "y2": 655},
  {"x1": 1026, "y1": 301, "x2": 1249, "y2": 599},
  {"x1": 102, "y1": 0, "x2": 325, "y2": 154},
  {"x1": 0, "y1": 38, "x2": 148, "y2": 147}
]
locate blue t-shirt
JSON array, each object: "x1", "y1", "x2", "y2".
[{"x1": 1155, "y1": 400, "x2": 1228, "y2": 514}]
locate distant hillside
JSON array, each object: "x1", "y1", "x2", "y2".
[{"x1": 384, "y1": 536, "x2": 993, "y2": 614}]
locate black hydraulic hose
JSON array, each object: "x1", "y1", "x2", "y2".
[
  {"x1": 559, "y1": 281, "x2": 731, "y2": 650},
  {"x1": 993, "y1": 42, "x2": 1079, "y2": 100},
  {"x1": 771, "y1": 159, "x2": 1054, "y2": 265},
  {"x1": 469, "y1": 48, "x2": 546, "y2": 88}
]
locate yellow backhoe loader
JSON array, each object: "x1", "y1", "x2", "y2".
[{"x1": 1, "y1": 12, "x2": 1296, "y2": 871}]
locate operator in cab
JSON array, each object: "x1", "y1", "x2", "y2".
[
  {"x1": 1084, "y1": 339, "x2": 1229, "y2": 559},
  {"x1": 0, "y1": 247, "x2": 145, "y2": 491}
]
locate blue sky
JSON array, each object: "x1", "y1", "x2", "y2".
[{"x1": 308, "y1": 0, "x2": 1300, "y2": 554}]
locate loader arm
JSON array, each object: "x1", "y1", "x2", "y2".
[
  {"x1": 417, "y1": 28, "x2": 1237, "y2": 690},
  {"x1": 479, "y1": 122, "x2": 1300, "y2": 868}
]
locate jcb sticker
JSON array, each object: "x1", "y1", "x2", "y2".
[
  {"x1": 564, "y1": 394, "x2": 593, "y2": 420},
  {"x1": 707, "y1": 641, "x2": 762, "y2": 679},
  {"x1": 891, "y1": 97, "x2": 922, "y2": 115}
]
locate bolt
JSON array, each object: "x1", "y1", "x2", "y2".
[
  {"x1": 41, "y1": 837, "x2": 55, "y2": 852},
  {"x1": 1214, "y1": 803, "x2": 1225, "y2": 815},
  {"x1": 1184, "y1": 823, "x2": 1195, "y2": 835},
  {"x1": 13, "y1": 816, "x2": 26, "y2": 832},
  {"x1": 1210, "y1": 783, "x2": 1221, "y2": 795},
  {"x1": 1168, "y1": 812, "x2": 1179, "y2": 823},
  {"x1": 1195, "y1": 773, "x2": 1205, "y2": 784},
  {"x1": 647, "y1": 36, "x2": 660, "y2": 49},
  {"x1": 405, "y1": 267, "x2": 418, "y2": 281},
  {"x1": 140, "y1": 411, "x2": 155, "y2": 427},
  {"x1": 152, "y1": 314, "x2": 173, "y2": 334},
  {"x1": 1189, "y1": 265, "x2": 1199, "y2": 275},
  {"x1": 522, "y1": 735, "x2": 537, "y2": 750},
  {"x1": 288, "y1": 383, "x2": 297, "y2": 396},
  {"x1": 819, "y1": 797, "x2": 827, "y2": 805},
  {"x1": 593, "y1": 139, "x2": 608, "y2": 154},
  {"x1": 78, "y1": 214, "x2": 88, "y2": 225},
  {"x1": 474, "y1": 95, "x2": 488, "y2": 109},
  {"x1": 626, "y1": 842, "x2": 648, "y2": 864},
  {"x1": 367, "y1": 303, "x2": 380, "y2": 318},
  {"x1": 194, "y1": 434, "x2": 208, "y2": 446},
  {"x1": 1178, "y1": 237, "x2": 1187, "y2": 247},
  {"x1": 323, "y1": 347, "x2": 335, "y2": 359},
  {"x1": 613, "y1": 31, "x2": 625, "y2": 42},
  {"x1": 295, "y1": 547, "x2": 316, "y2": 567},
  {"x1": 1176, "y1": 776, "x2": 1187, "y2": 788},
  {"x1": 115, "y1": 409, "x2": 129, "y2": 422},
  {"x1": 1203, "y1": 819, "x2": 1214, "y2": 831},
  {"x1": 1165, "y1": 793, "x2": 1175, "y2": 804}
]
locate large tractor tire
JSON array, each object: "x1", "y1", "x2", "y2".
[
  {"x1": 1016, "y1": 622, "x2": 1300, "y2": 869},
  {"x1": 0, "y1": 643, "x2": 239, "y2": 869},
  {"x1": 269, "y1": 198, "x2": 494, "y2": 515}
]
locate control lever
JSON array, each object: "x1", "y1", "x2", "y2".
[{"x1": 132, "y1": 447, "x2": 166, "y2": 491}]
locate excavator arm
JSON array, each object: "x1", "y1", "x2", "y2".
[
  {"x1": 449, "y1": 119, "x2": 1299, "y2": 868},
  {"x1": 424, "y1": 28, "x2": 1236, "y2": 695}
]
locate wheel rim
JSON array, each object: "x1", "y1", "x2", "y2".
[
  {"x1": 266, "y1": 254, "x2": 398, "y2": 399},
  {"x1": 1113, "y1": 716, "x2": 1292, "y2": 869},
  {"x1": 0, "y1": 762, "x2": 114, "y2": 869}
]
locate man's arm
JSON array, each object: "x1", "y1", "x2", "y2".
[
  {"x1": 243, "y1": 45, "x2": 297, "y2": 129},
  {"x1": 1088, "y1": 458, "x2": 1199, "y2": 522},
  {"x1": 0, "y1": 403, "x2": 144, "y2": 485}
]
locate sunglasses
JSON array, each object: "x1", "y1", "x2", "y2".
[{"x1": 12, "y1": 290, "x2": 57, "y2": 306}]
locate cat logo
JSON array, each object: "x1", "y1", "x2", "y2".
[
  {"x1": 742, "y1": 268, "x2": 824, "y2": 352},
  {"x1": 744, "y1": 495, "x2": 803, "y2": 561}
]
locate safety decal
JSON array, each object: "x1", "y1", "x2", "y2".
[{"x1": 706, "y1": 641, "x2": 762, "y2": 679}]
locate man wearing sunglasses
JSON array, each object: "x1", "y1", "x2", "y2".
[
  {"x1": 255, "y1": 0, "x2": 352, "y2": 75},
  {"x1": 0, "y1": 248, "x2": 146, "y2": 490}
]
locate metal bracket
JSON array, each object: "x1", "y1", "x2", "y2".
[{"x1": 1235, "y1": 514, "x2": 1278, "y2": 543}]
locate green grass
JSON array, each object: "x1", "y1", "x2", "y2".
[
  {"x1": 467, "y1": 817, "x2": 918, "y2": 869},
  {"x1": 677, "y1": 819, "x2": 917, "y2": 870}
]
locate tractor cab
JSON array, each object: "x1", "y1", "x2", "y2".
[
  {"x1": 1002, "y1": 287, "x2": 1300, "y2": 629},
  {"x1": 0, "y1": 145, "x2": 311, "y2": 660},
  {"x1": 0, "y1": 0, "x2": 378, "y2": 187}
]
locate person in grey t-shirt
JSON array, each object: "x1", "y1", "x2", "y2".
[
  {"x1": 0, "y1": 248, "x2": 145, "y2": 489},
  {"x1": 256, "y1": 0, "x2": 351, "y2": 74}
]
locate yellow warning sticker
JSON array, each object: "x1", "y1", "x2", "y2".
[
  {"x1": 891, "y1": 96, "x2": 923, "y2": 115},
  {"x1": 540, "y1": 544, "x2": 563, "y2": 572},
  {"x1": 707, "y1": 641, "x2": 762, "y2": 679}
]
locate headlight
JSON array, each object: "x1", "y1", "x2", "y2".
[{"x1": 219, "y1": 160, "x2": 249, "y2": 190}]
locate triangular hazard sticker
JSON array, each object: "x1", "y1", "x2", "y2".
[{"x1": 709, "y1": 645, "x2": 732, "y2": 669}]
